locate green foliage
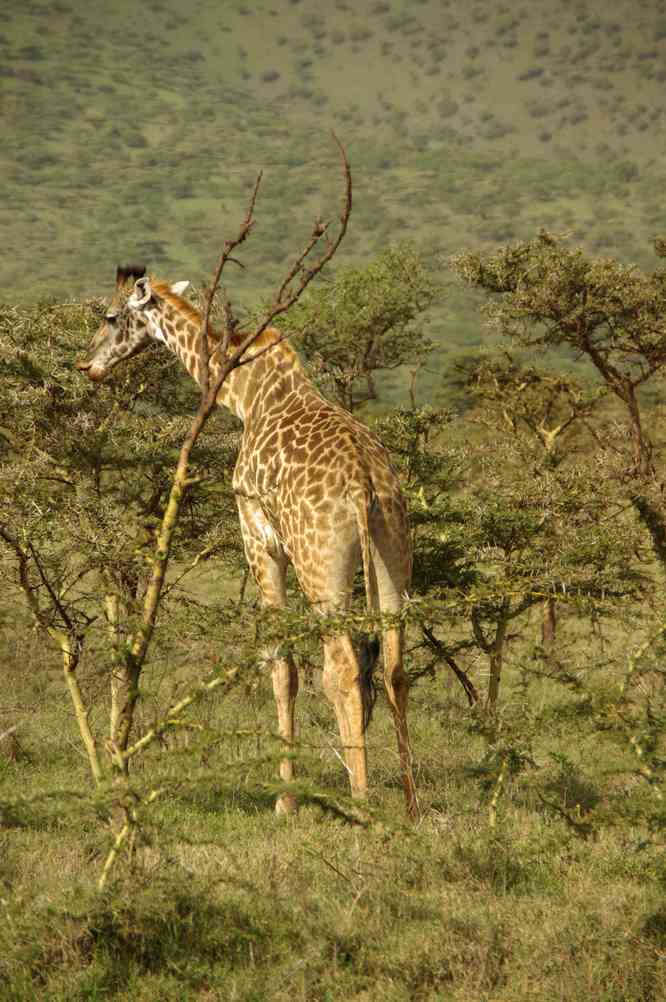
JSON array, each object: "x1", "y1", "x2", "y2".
[
  {"x1": 280, "y1": 242, "x2": 438, "y2": 410},
  {"x1": 0, "y1": 299, "x2": 244, "y2": 616},
  {"x1": 3, "y1": 233, "x2": 666, "y2": 997},
  {"x1": 451, "y1": 232, "x2": 666, "y2": 581},
  {"x1": 451, "y1": 233, "x2": 666, "y2": 394}
]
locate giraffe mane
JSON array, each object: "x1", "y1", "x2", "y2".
[{"x1": 150, "y1": 278, "x2": 297, "y2": 358}]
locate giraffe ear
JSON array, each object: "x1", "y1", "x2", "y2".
[
  {"x1": 128, "y1": 276, "x2": 152, "y2": 308},
  {"x1": 169, "y1": 280, "x2": 190, "y2": 296}
]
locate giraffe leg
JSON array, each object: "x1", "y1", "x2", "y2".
[
  {"x1": 322, "y1": 634, "x2": 368, "y2": 800},
  {"x1": 236, "y1": 498, "x2": 298, "y2": 815},
  {"x1": 383, "y1": 626, "x2": 419, "y2": 819},
  {"x1": 271, "y1": 656, "x2": 299, "y2": 815}
]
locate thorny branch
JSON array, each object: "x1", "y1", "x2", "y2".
[
  {"x1": 421, "y1": 624, "x2": 479, "y2": 706},
  {"x1": 199, "y1": 170, "x2": 264, "y2": 397}
]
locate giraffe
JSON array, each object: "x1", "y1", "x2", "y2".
[{"x1": 76, "y1": 266, "x2": 418, "y2": 817}]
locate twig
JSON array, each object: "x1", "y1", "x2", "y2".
[
  {"x1": 302, "y1": 845, "x2": 354, "y2": 881},
  {"x1": 421, "y1": 625, "x2": 479, "y2": 706},
  {"x1": 537, "y1": 793, "x2": 595, "y2": 838},
  {"x1": 199, "y1": 172, "x2": 264, "y2": 397},
  {"x1": 225, "y1": 131, "x2": 352, "y2": 371}
]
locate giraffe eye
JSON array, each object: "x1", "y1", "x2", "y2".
[{"x1": 106, "y1": 313, "x2": 118, "y2": 323}]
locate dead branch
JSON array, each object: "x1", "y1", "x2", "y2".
[
  {"x1": 224, "y1": 131, "x2": 352, "y2": 376},
  {"x1": 199, "y1": 171, "x2": 264, "y2": 398},
  {"x1": 421, "y1": 625, "x2": 479, "y2": 706}
]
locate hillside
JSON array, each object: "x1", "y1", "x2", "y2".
[{"x1": 4, "y1": 0, "x2": 666, "y2": 400}]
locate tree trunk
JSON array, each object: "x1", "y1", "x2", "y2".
[
  {"x1": 486, "y1": 607, "x2": 509, "y2": 710},
  {"x1": 541, "y1": 597, "x2": 556, "y2": 649},
  {"x1": 631, "y1": 495, "x2": 666, "y2": 579}
]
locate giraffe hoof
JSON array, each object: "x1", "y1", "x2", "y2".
[{"x1": 275, "y1": 793, "x2": 298, "y2": 816}]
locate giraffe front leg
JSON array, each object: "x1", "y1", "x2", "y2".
[
  {"x1": 236, "y1": 498, "x2": 298, "y2": 815},
  {"x1": 271, "y1": 657, "x2": 299, "y2": 815}
]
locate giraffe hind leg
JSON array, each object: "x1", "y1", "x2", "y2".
[
  {"x1": 322, "y1": 634, "x2": 369, "y2": 800},
  {"x1": 382, "y1": 625, "x2": 418, "y2": 818}
]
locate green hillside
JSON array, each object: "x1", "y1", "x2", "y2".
[{"x1": 4, "y1": 0, "x2": 666, "y2": 401}]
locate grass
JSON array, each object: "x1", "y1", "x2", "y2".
[{"x1": 1, "y1": 607, "x2": 665, "y2": 1000}]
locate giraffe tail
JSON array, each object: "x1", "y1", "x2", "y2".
[{"x1": 353, "y1": 487, "x2": 379, "y2": 731}]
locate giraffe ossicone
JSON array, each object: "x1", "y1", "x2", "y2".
[{"x1": 76, "y1": 268, "x2": 418, "y2": 817}]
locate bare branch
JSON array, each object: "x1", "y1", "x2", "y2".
[
  {"x1": 198, "y1": 172, "x2": 264, "y2": 397},
  {"x1": 27, "y1": 541, "x2": 74, "y2": 633},
  {"x1": 226, "y1": 131, "x2": 352, "y2": 370},
  {"x1": 421, "y1": 625, "x2": 479, "y2": 706}
]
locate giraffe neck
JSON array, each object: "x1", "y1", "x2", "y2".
[{"x1": 145, "y1": 298, "x2": 307, "y2": 424}]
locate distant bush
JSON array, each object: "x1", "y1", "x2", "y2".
[
  {"x1": 125, "y1": 132, "x2": 147, "y2": 149},
  {"x1": 19, "y1": 45, "x2": 45, "y2": 61},
  {"x1": 527, "y1": 100, "x2": 550, "y2": 119},
  {"x1": 517, "y1": 67, "x2": 544, "y2": 81},
  {"x1": 288, "y1": 86, "x2": 313, "y2": 100},
  {"x1": 437, "y1": 97, "x2": 459, "y2": 118},
  {"x1": 350, "y1": 26, "x2": 373, "y2": 43},
  {"x1": 569, "y1": 110, "x2": 588, "y2": 125},
  {"x1": 579, "y1": 16, "x2": 602, "y2": 33},
  {"x1": 479, "y1": 119, "x2": 514, "y2": 141},
  {"x1": 260, "y1": 69, "x2": 280, "y2": 83},
  {"x1": 302, "y1": 13, "x2": 326, "y2": 38},
  {"x1": 385, "y1": 14, "x2": 415, "y2": 32}
]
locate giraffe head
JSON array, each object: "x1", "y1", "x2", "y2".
[{"x1": 75, "y1": 266, "x2": 189, "y2": 382}]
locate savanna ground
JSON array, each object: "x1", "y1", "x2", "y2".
[{"x1": 1, "y1": 567, "x2": 665, "y2": 1001}]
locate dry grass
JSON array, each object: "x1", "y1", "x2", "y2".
[{"x1": 1, "y1": 604, "x2": 665, "y2": 1001}]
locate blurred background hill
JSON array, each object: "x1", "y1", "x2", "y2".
[{"x1": 4, "y1": 0, "x2": 666, "y2": 401}]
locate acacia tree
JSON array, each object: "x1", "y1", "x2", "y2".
[
  {"x1": 451, "y1": 233, "x2": 666, "y2": 574},
  {"x1": 375, "y1": 390, "x2": 647, "y2": 713},
  {"x1": 465, "y1": 356, "x2": 607, "y2": 645},
  {"x1": 278, "y1": 242, "x2": 438, "y2": 410},
  {"x1": 0, "y1": 140, "x2": 353, "y2": 883}
]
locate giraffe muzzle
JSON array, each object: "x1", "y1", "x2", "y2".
[{"x1": 75, "y1": 359, "x2": 106, "y2": 381}]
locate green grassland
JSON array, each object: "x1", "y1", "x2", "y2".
[{"x1": 5, "y1": 0, "x2": 666, "y2": 405}]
